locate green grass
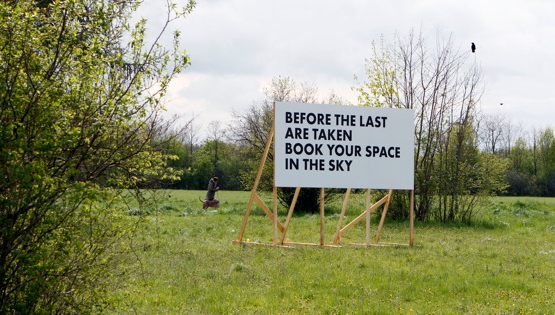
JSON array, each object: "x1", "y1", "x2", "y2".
[{"x1": 106, "y1": 190, "x2": 555, "y2": 314}]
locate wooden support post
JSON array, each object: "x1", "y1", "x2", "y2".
[
  {"x1": 365, "y1": 189, "x2": 371, "y2": 245},
  {"x1": 333, "y1": 188, "x2": 351, "y2": 244},
  {"x1": 320, "y1": 187, "x2": 325, "y2": 247},
  {"x1": 236, "y1": 124, "x2": 274, "y2": 242},
  {"x1": 375, "y1": 190, "x2": 393, "y2": 243},
  {"x1": 338, "y1": 194, "x2": 389, "y2": 236},
  {"x1": 272, "y1": 103, "x2": 277, "y2": 246},
  {"x1": 272, "y1": 185, "x2": 278, "y2": 245},
  {"x1": 409, "y1": 189, "x2": 415, "y2": 246},
  {"x1": 280, "y1": 187, "x2": 300, "y2": 244},
  {"x1": 252, "y1": 194, "x2": 285, "y2": 232}
]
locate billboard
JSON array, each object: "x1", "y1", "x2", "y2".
[{"x1": 274, "y1": 102, "x2": 414, "y2": 189}]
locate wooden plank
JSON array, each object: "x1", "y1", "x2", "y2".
[
  {"x1": 236, "y1": 124, "x2": 275, "y2": 242},
  {"x1": 283, "y1": 241, "x2": 341, "y2": 248},
  {"x1": 333, "y1": 188, "x2": 351, "y2": 244},
  {"x1": 365, "y1": 189, "x2": 371, "y2": 245},
  {"x1": 375, "y1": 190, "x2": 393, "y2": 243},
  {"x1": 409, "y1": 189, "x2": 415, "y2": 246},
  {"x1": 344, "y1": 242, "x2": 410, "y2": 247},
  {"x1": 280, "y1": 187, "x2": 300, "y2": 244},
  {"x1": 232, "y1": 240, "x2": 294, "y2": 248},
  {"x1": 233, "y1": 240, "x2": 409, "y2": 248},
  {"x1": 320, "y1": 187, "x2": 325, "y2": 247},
  {"x1": 253, "y1": 193, "x2": 285, "y2": 232},
  {"x1": 273, "y1": 185, "x2": 278, "y2": 245},
  {"x1": 339, "y1": 194, "x2": 389, "y2": 235}
]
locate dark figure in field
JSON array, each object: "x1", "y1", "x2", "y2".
[
  {"x1": 471, "y1": 42, "x2": 476, "y2": 53},
  {"x1": 202, "y1": 176, "x2": 220, "y2": 210}
]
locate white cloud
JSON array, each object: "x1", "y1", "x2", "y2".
[{"x1": 141, "y1": 0, "x2": 555, "y2": 139}]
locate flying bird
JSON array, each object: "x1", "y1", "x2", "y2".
[{"x1": 471, "y1": 42, "x2": 476, "y2": 53}]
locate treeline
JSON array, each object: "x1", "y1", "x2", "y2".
[
  {"x1": 156, "y1": 76, "x2": 351, "y2": 199},
  {"x1": 160, "y1": 137, "x2": 253, "y2": 191},
  {"x1": 157, "y1": 99, "x2": 555, "y2": 201},
  {"x1": 481, "y1": 114, "x2": 555, "y2": 196}
]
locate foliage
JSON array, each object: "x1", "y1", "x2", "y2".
[
  {"x1": 432, "y1": 122, "x2": 509, "y2": 222},
  {"x1": 0, "y1": 0, "x2": 194, "y2": 312},
  {"x1": 502, "y1": 128, "x2": 555, "y2": 197},
  {"x1": 180, "y1": 140, "x2": 251, "y2": 191},
  {"x1": 353, "y1": 35, "x2": 400, "y2": 108},
  {"x1": 535, "y1": 127, "x2": 555, "y2": 196}
]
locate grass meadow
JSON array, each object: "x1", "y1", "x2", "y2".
[{"x1": 106, "y1": 190, "x2": 555, "y2": 314}]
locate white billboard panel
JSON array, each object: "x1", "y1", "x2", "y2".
[{"x1": 274, "y1": 102, "x2": 414, "y2": 189}]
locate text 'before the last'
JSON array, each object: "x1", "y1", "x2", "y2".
[{"x1": 285, "y1": 112, "x2": 388, "y2": 128}]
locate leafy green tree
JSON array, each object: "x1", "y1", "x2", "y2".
[
  {"x1": 506, "y1": 137, "x2": 536, "y2": 195},
  {"x1": 214, "y1": 143, "x2": 251, "y2": 191},
  {"x1": 189, "y1": 152, "x2": 214, "y2": 190},
  {"x1": 0, "y1": 0, "x2": 194, "y2": 312},
  {"x1": 184, "y1": 140, "x2": 250, "y2": 191},
  {"x1": 536, "y1": 128, "x2": 555, "y2": 195},
  {"x1": 148, "y1": 115, "x2": 197, "y2": 189},
  {"x1": 434, "y1": 122, "x2": 509, "y2": 222},
  {"x1": 353, "y1": 35, "x2": 400, "y2": 108}
]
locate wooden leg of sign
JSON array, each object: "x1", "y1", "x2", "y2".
[
  {"x1": 273, "y1": 185, "x2": 278, "y2": 245},
  {"x1": 409, "y1": 189, "x2": 415, "y2": 246},
  {"x1": 375, "y1": 189, "x2": 393, "y2": 243},
  {"x1": 365, "y1": 189, "x2": 371, "y2": 245},
  {"x1": 333, "y1": 188, "x2": 351, "y2": 244},
  {"x1": 237, "y1": 189, "x2": 257, "y2": 243},
  {"x1": 339, "y1": 194, "x2": 388, "y2": 236},
  {"x1": 252, "y1": 194, "x2": 284, "y2": 232},
  {"x1": 320, "y1": 188, "x2": 325, "y2": 247},
  {"x1": 280, "y1": 187, "x2": 300, "y2": 244},
  {"x1": 236, "y1": 125, "x2": 274, "y2": 242}
]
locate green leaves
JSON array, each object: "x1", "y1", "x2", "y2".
[{"x1": 1, "y1": 0, "x2": 196, "y2": 312}]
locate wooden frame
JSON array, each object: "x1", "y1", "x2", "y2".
[{"x1": 233, "y1": 105, "x2": 415, "y2": 248}]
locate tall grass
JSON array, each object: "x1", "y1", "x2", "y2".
[{"x1": 106, "y1": 191, "x2": 555, "y2": 314}]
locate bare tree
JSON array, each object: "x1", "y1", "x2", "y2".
[
  {"x1": 355, "y1": 30, "x2": 507, "y2": 221},
  {"x1": 229, "y1": 76, "x2": 346, "y2": 211},
  {"x1": 325, "y1": 89, "x2": 350, "y2": 105},
  {"x1": 479, "y1": 113, "x2": 509, "y2": 154},
  {"x1": 185, "y1": 112, "x2": 202, "y2": 155},
  {"x1": 230, "y1": 76, "x2": 320, "y2": 159},
  {"x1": 206, "y1": 120, "x2": 226, "y2": 173}
]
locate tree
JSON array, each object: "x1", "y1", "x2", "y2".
[
  {"x1": 536, "y1": 127, "x2": 555, "y2": 195},
  {"x1": 505, "y1": 137, "x2": 536, "y2": 195},
  {"x1": 188, "y1": 140, "x2": 250, "y2": 191},
  {"x1": 0, "y1": 0, "x2": 194, "y2": 312},
  {"x1": 479, "y1": 113, "x2": 509, "y2": 154},
  {"x1": 150, "y1": 115, "x2": 197, "y2": 189},
  {"x1": 230, "y1": 76, "x2": 347, "y2": 212},
  {"x1": 206, "y1": 120, "x2": 227, "y2": 176},
  {"x1": 355, "y1": 30, "x2": 508, "y2": 221},
  {"x1": 434, "y1": 121, "x2": 509, "y2": 222},
  {"x1": 186, "y1": 114, "x2": 202, "y2": 155}
]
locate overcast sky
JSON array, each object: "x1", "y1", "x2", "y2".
[{"x1": 141, "y1": 0, "x2": 555, "y2": 140}]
